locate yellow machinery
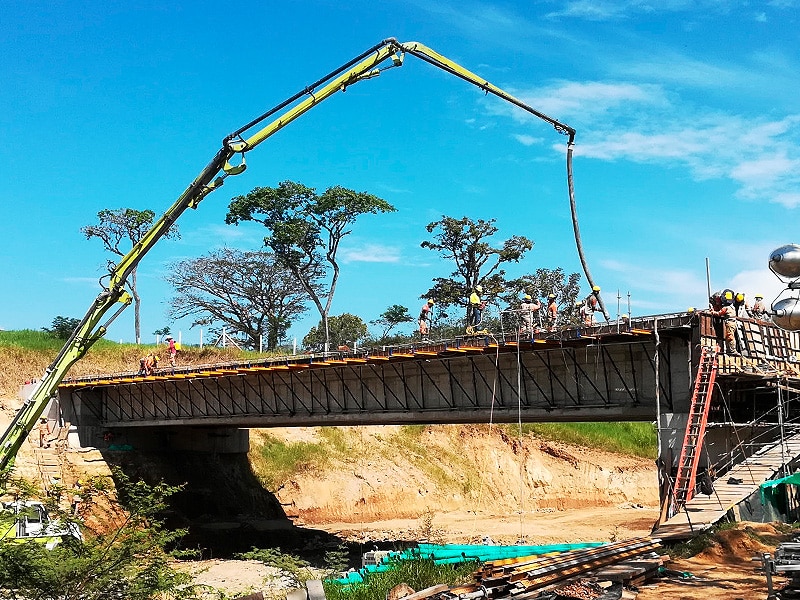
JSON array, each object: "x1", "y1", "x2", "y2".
[{"x1": 0, "y1": 38, "x2": 581, "y2": 471}]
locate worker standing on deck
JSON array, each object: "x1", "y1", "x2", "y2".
[
  {"x1": 712, "y1": 290, "x2": 739, "y2": 355},
  {"x1": 752, "y1": 294, "x2": 769, "y2": 321},
  {"x1": 579, "y1": 299, "x2": 594, "y2": 326},
  {"x1": 585, "y1": 286, "x2": 602, "y2": 315},
  {"x1": 419, "y1": 299, "x2": 434, "y2": 339},
  {"x1": 734, "y1": 292, "x2": 751, "y2": 318},
  {"x1": 469, "y1": 286, "x2": 484, "y2": 328},
  {"x1": 166, "y1": 336, "x2": 177, "y2": 372},
  {"x1": 520, "y1": 294, "x2": 540, "y2": 333},
  {"x1": 546, "y1": 294, "x2": 558, "y2": 331}
]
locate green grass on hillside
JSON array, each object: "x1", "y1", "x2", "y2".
[
  {"x1": 252, "y1": 433, "x2": 331, "y2": 490},
  {"x1": 514, "y1": 422, "x2": 657, "y2": 459}
]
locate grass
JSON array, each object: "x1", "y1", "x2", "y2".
[
  {"x1": 323, "y1": 557, "x2": 479, "y2": 600},
  {"x1": 667, "y1": 520, "x2": 738, "y2": 558},
  {"x1": 514, "y1": 422, "x2": 658, "y2": 459},
  {"x1": 250, "y1": 432, "x2": 331, "y2": 490}
]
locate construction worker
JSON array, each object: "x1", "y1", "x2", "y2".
[
  {"x1": 546, "y1": 294, "x2": 558, "y2": 331},
  {"x1": 519, "y1": 294, "x2": 540, "y2": 333},
  {"x1": 578, "y1": 299, "x2": 594, "y2": 326},
  {"x1": 419, "y1": 299, "x2": 434, "y2": 339},
  {"x1": 469, "y1": 285, "x2": 484, "y2": 328},
  {"x1": 752, "y1": 293, "x2": 769, "y2": 321},
  {"x1": 733, "y1": 292, "x2": 751, "y2": 318},
  {"x1": 711, "y1": 290, "x2": 739, "y2": 355},
  {"x1": 139, "y1": 353, "x2": 159, "y2": 375},
  {"x1": 37, "y1": 417, "x2": 50, "y2": 448},
  {"x1": 585, "y1": 286, "x2": 602, "y2": 314},
  {"x1": 165, "y1": 335, "x2": 177, "y2": 370}
]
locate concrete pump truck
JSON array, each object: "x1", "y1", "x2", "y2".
[{"x1": 0, "y1": 38, "x2": 591, "y2": 473}]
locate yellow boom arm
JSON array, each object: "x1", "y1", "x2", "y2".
[{"x1": 0, "y1": 38, "x2": 580, "y2": 471}]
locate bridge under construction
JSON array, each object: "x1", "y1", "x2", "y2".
[{"x1": 54, "y1": 311, "x2": 800, "y2": 538}]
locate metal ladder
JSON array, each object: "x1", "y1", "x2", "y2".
[{"x1": 673, "y1": 345, "x2": 718, "y2": 509}]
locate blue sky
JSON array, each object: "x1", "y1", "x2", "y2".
[{"x1": 2, "y1": 1, "x2": 799, "y2": 345}]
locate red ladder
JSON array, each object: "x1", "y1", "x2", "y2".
[{"x1": 672, "y1": 345, "x2": 718, "y2": 509}]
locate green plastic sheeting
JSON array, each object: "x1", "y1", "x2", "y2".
[
  {"x1": 760, "y1": 472, "x2": 800, "y2": 514},
  {"x1": 330, "y1": 541, "x2": 605, "y2": 585}
]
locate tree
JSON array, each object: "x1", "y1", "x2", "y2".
[
  {"x1": 0, "y1": 471, "x2": 199, "y2": 600},
  {"x1": 81, "y1": 208, "x2": 180, "y2": 344},
  {"x1": 421, "y1": 216, "x2": 533, "y2": 322},
  {"x1": 370, "y1": 305, "x2": 414, "y2": 341},
  {"x1": 42, "y1": 316, "x2": 81, "y2": 340},
  {"x1": 164, "y1": 248, "x2": 312, "y2": 351},
  {"x1": 152, "y1": 326, "x2": 171, "y2": 338},
  {"x1": 227, "y1": 181, "x2": 396, "y2": 351},
  {"x1": 303, "y1": 313, "x2": 369, "y2": 351}
]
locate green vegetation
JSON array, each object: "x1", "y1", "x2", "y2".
[
  {"x1": 517, "y1": 422, "x2": 657, "y2": 459},
  {"x1": 323, "y1": 557, "x2": 480, "y2": 600},
  {"x1": 252, "y1": 433, "x2": 331, "y2": 490},
  {"x1": 668, "y1": 520, "x2": 737, "y2": 558},
  {"x1": 0, "y1": 470, "x2": 203, "y2": 600}
]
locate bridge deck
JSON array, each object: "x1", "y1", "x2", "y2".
[
  {"x1": 61, "y1": 313, "x2": 692, "y2": 390},
  {"x1": 652, "y1": 432, "x2": 800, "y2": 541}
]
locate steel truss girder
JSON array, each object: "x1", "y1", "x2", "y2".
[{"x1": 75, "y1": 340, "x2": 676, "y2": 427}]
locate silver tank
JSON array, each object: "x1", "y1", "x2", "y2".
[
  {"x1": 772, "y1": 296, "x2": 800, "y2": 331},
  {"x1": 770, "y1": 244, "x2": 800, "y2": 279}
]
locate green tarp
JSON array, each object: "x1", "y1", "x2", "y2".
[{"x1": 330, "y1": 541, "x2": 604, "y2": 585}]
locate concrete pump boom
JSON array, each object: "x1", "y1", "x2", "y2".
[{"x1": 0, "y1": 38, "x2": 589, "y2": 471}]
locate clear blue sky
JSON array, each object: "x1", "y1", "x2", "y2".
[{"x1": 2, "y1": 1, "x2": 799, "y2": 345}]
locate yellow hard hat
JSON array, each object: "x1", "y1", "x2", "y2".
[
  {"x1": 523, "y1": 294, "x2": 531, "y2": 301},
  {"x1": 592, "y1": 286, "x2": 601, "y2": 292},
  {"x1": 475, "y1": 285, "x2": 483, "y2": 293},
  {"x1": 427, "y1": 299, "x2": 434, "y2": 305},
  {"x1": 575, "y1": 301, "x2": 583, "y2": 307},
  {"x1": 755, "y1": 293, "x2": 763, "y2": 299},
  {"x1": 723, "y1": 290, "x2": 734, "y2": 301},
  {"x1": 548, "y1": 293, "x2": 556, "y2": 299},
  {"x1": 735, "y1": 292, "x2": 744, "y2": 302}
]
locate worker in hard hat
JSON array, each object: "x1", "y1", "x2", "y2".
[
  {"x1": 468, "y1": 285, "x2": 485, "y2": 328},
  {"x1": 751, "y1": 293, "x2": 769, "y2": 321},
  {"x1": 520, "y1": 293, "x2": 541, "y2": 334},
  {"x1": 419, "y1": 299, "x2": 435, "y2": 339},
  {"x1": 585, "y1": 286, "x2": 602, "y2": 315},
  {"x1": 733, "y1": 292, "x2": 751, "y2": 318},
  {"x1": 546, "y1": 293, "x2": 558, "y2": 331},
  {"x1": 711, "y1": 290, "x2": 739, "y2": 355}
]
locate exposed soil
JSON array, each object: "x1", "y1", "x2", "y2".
[{"x1": 1, "y1": 352, "x2": 793, "y2": 599}]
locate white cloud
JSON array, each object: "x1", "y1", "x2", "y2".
[
  {"x1": 513, "y1": 134, "x2": 541, "y2": 146},
  {"x1": 341, "y1": 244, "x2": 401, "y2": 263},
  {"x1": 497, "y1": 79, "x2": 800, "y2": 207}
]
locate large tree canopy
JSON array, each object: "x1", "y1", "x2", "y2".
[
  {"x1": 226, "y1": 180, "x2": 395, "y2": 351},
  {"x1": 303, "y1": 313, "x2": 369, "y2": 351},
  {"x1": 421, "y1": 215, "x2": 533, "y2": 318},
  {"x1": 370, "y1": 304, "x2": 414, "y2": 341},
  {"x1": 164, "y1": 248, "x2": 312, "y2": 350},
  {"x1": 81, "y1": 208, "x2": 180, "y2": 344}
]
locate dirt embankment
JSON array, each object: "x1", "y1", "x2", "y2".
[{"x1": 252, "y1": 425, "x2": 660, "y2": 545}]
